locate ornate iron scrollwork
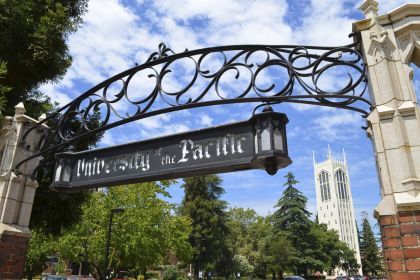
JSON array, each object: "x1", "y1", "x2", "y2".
[{"x1": 15, "y1": 37, "x2": 371, "y2": 172}]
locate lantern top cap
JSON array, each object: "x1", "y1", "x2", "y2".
[
  {"x1": 251, "y1": 108, "x2": 289, "y2": 124},
  {"x1": 262, "y1": 105, "x2": 273, "y2": 113}
]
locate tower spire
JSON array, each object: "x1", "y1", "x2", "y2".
[
  {"x1": 328, "y1": 144, "x2": 332, "y2": 160},
  {"x1": 343, "y1": 148, "x2": 347, "y2": 163},
  {"x1": 313, "y1": 151, "x2": 316, "y2": 166}
]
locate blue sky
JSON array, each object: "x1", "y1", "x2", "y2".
[{"x1": 41, "y1": 0, "x2": 420, "y2": 230}]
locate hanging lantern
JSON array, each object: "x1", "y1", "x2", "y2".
[
  {"x1": 251, "y1": 105, "x2": 292, "y2": 175},
  {"x1": 51, "y1": 147, "x2": 74, "y2": 189}
]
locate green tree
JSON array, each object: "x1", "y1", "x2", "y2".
[
  {"x1": 24, "y1": 229, "x2": 56, "y2": 280},
  {"x1": 310, "y1": 223, "x2": 359, "y2": 274},
  {"x1": 263, "y1": 232, "x2": 297, "y2": 279},
  {"x1": 360, "y1": 217, "x2": 383, "y2": 276},
  {"x1": 340, "y1": 245, "x2": 360, "y2": 275},
  {"x1": 272, "y1": 172, "x2": 314, "y2": 276},
  {"x1": 58, "y1": 182, "x2": 192, "y2": 280},
  {"x1": 308, "y1": 223, "x2": 337, "y2": 274},
  {"x1": 0, "y1": 61, "x2": 11, "y2": 113},
  {"x1": 1, "y1": 1, "x2": 99, "y2": 275},
  {"x1": 225, "y1": 208, "x2": 271, "y2": 278},
  {"x1": 356, "y1": 221, "x2": 362, "y2": 251},
  {"x1": 232, "y1": 255, "x2": 254, "y2": 276},
  {"x1": 272, "y1": 172, "x2": 311, "y2": 233},
  {"x1": 0, "y1": 0, "x2": 88, "y2": 116},
  {"x1": 180, "y1": 175, "x2": 229, "y2": 278}
]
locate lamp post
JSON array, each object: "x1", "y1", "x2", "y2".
[
  {"x1": 251, "y1": 105, "x2": 292, "y2": 175},
  {"x1": 105, "y1": 208, "x2": 125, "y2": 279}
]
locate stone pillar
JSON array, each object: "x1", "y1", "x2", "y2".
[
  {"x1": 0, "y1": 103, "x2": 45, "y2": 279},
  {"x1": 353, "y1": 1, "x2": 420, "y2": 279}
]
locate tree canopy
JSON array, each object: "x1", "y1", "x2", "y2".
[
  {"x1": 360, "y1": 216, "x2": 383, "y2": 276},
  {"x1": 57, "y1": 182, "x2": 192, "y2": 280},
  {"x1": 180, "y1": 175, "x2": 229, "y2": 277},
  {"x1": 269, "y1": 172, "x2": 360, "y2": 277},
  {"x1": 25, "y1": 171, "x2": 367, "y2": 279},
  {"x1": 0, "y1": 0, "x2": 97, "y2": 235},
  {"x1": 0, "y1": 0, "x2": 88, "y2": 116},
  {"x1": 272, "y1": 172, "x2": 314, "y2": 276},
  {"x1": 272, "y1": 172, "x2": 312, "y2": 233}
]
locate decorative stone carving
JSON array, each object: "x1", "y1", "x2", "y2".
[
  {"x1": 399, "y1": 31, "x2": 420, "y2": 65},
  {"x1": 368, "y1": 28, "x2": 395, "y2": 62}
]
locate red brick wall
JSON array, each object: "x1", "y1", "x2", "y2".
[
  {"x1": 380, "y1": 211, "x2": 420, "y2": 280},
  {"x1": 0, "y1": 233, "x2": 29, "y2": 280}
]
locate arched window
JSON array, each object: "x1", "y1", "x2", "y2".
[
  {"x1": 318, "y1": 170, "x2": 331, "y2": 202},
  {"x1": 336, "y1": 169, "x2": 348, "y2": 199}
]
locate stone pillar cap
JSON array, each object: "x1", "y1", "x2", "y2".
[
  {"x1": 14, "y1": 102, "x2": 26, "y2": 116},
  {"x1": 359, "y1": 0, "x2": 379, "y2": 18},
  {"x1": 38, "y1": 113, "x2": 47, "y2": 122}
]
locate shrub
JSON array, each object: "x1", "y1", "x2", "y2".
[{"x1": 163, "y1": 266, "x2": 178, "y2": 280}]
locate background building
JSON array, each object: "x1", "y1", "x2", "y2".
[{"x1": 313, "y1": 146, "x2": 362, "y2": 276}]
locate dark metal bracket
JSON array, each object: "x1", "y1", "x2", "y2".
[{"x1": 15, "y1": 35, "x2": 371, "y2": 173}]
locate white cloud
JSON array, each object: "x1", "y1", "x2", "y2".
[
  {"x1": 101, "y1": 129, "x2": 137, "y2": 146},
  {"x1": 295, "y1": 0, "x2": 354, "y2": 46},
  {"x1": 199, "y1": 114, "x2": 213, "y2": 126},
  {"x1": 41, "y1": 84, "x2": 72, "y2": 106},
  {"x1": 228, "y1": 199, "x2": 276, "y2": 216},
  {"x1": 162, "y1": 123, "x2": 191, "y2": 135},
  {"x1": 137, "y1": 114, "x2": 171, "y2": 130},
  {"x1": 133, "y1": 110, "x2": 198, "y2": 139},
  {"x1": 41, "y1": 0, "x2": 163, "y2": 95},
  {"x1": 101, "y1": 131, "x2": 118, "y2": 146},
  {"x1": 311, "y1": 110, "x2": 363, "y2": 141},
  {"x1": 151, "y1": 0, "x2": 292, "y2": 45}
]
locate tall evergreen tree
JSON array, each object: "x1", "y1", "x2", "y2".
[
  {"x1": 181, "y1": 175, "x2": 230, "y2": 277},
  {"x1": 356, "y1": 221, "x2": 362, "y2": 254},
  {"x1": 272, "y1": 172, "x2": 311, "y2": 233},
  {"x1": 272, "y1": 172, "x2": 314, "y2": 276},
  {"x1": 360, "y1": 217, "x2": 383, "y2": 276}
]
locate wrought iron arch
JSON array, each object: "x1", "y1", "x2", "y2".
[{"x1": 15, "y1": 33, "x2": 372, "y2": 173}]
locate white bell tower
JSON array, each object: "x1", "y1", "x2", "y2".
[{"x1": 313, "y1": 146, "x2": 362, "y2": 276}]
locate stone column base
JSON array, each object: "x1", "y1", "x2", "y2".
[
  {"x1": 0, "y1": 230, "x2": 29, "y2": 280},
  {"x1": 379, "y1": 211, "x2": 420, "y2": 280}
]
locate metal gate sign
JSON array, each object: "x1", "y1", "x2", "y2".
[{"x1": 51, "y1": 111, "x2": 291, "y2": 191}]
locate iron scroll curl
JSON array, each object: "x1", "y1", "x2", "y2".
[{"x1": 15, "y1": 37, "x2": 371, "y2": 173}]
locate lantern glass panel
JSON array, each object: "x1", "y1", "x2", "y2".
[
  {"x1": 62, "y1": 165, "x2": 71, "y2": 182},
  {"x1": 273, "y1": 119, "x2": 283, "y2": 151},
  {"x1": 55, "y1": 164, "x2": 62, "y2": 182},
  {"x1": 254, "y1": 132, "x2": 259, "y2": 153},
  {"x1": 260, "y1": 119, "x2": 271, "y2": 151},
  {"x1": 273, "y1": 127, "x2": 283, "y2": 150}
]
